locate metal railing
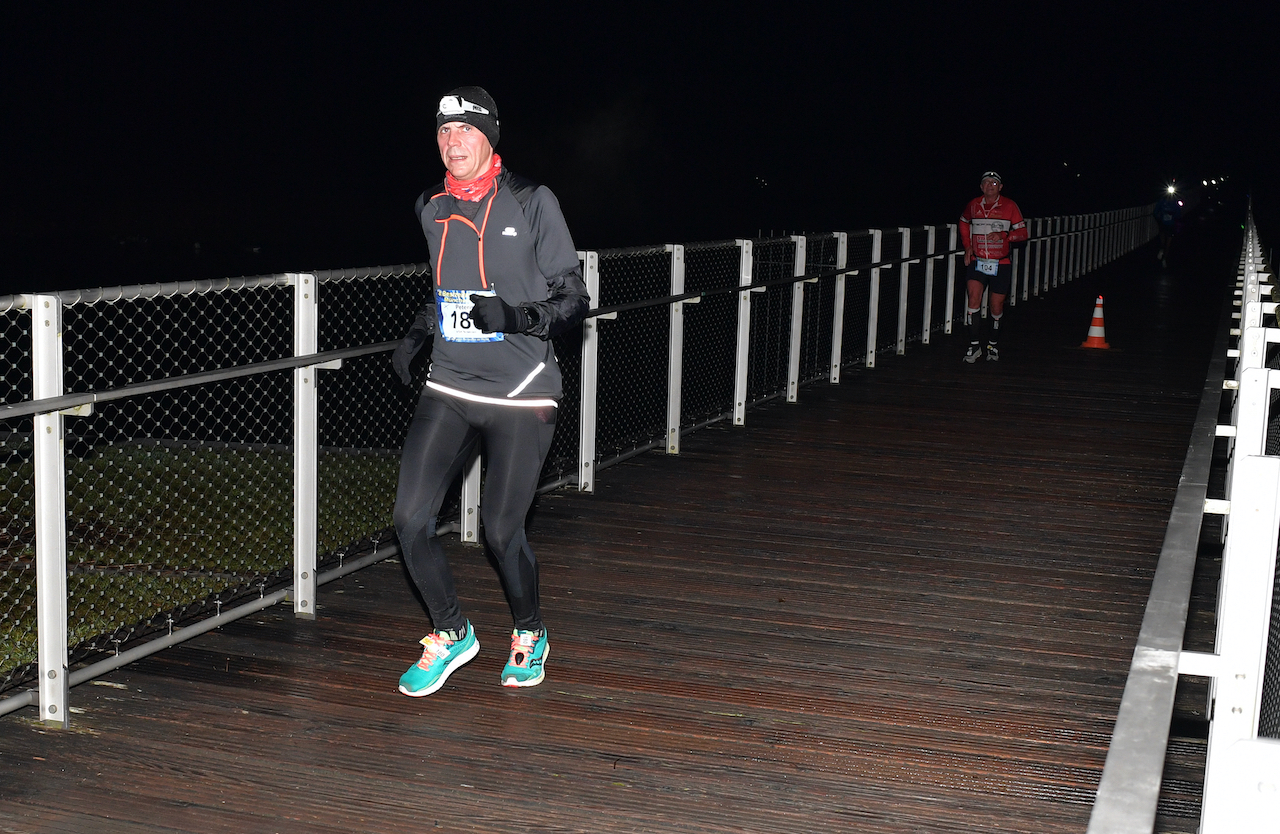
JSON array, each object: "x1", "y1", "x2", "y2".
[
  {"x1": 1088, "y1": 201, "x2": 1280, "y2": 833},
  {"x1": 0, "y1": 205, "x2": 1157, "y2": 727}
]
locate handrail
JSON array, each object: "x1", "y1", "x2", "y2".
[{"x1": 0, "y1": 342, "x2": 394, "y2": 421}]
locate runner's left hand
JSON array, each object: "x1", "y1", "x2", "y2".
[{"x1": 470, "y1": 294, "x2": 528, "y2": 334}]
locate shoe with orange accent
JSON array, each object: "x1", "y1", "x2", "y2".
[
  {"x1": 501, "y1": 628, "x2": 548, "y2": 688},
  {"x1": 398, "y1": 622, "x2": 479, "y2": 697}
]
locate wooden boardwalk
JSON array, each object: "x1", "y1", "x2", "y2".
[{"x1": 0, "y1": 221, "x2": 1234, "y2": 833}]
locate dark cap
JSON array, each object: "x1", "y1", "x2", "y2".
[
  {"x1": 980, "y1": 171, "x2": 1002, "y2": 184},
  {"x1": 436, "y1": 86, "x2": 500, "y2": 148}
]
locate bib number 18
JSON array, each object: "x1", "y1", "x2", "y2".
[{"x1": 436, "y1": 288, "x2": 504, "y2": 343}]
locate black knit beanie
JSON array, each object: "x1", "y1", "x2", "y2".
[{"x1": 436, "y1": 86, "x2": 500, "y2": 148}]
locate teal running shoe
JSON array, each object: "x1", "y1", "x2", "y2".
[
  {"x1": 398, "y1": 622, "x2": 479, "y2": 697},
  {"x1": 501, "y1": 628, "x2": 549, "y2": 688}
]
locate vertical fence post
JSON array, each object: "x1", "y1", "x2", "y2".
[
  {"x1": 1048, "y1": 216, "x2": 1056, "y2": 288},
  {"x1": 1102, "y1": 210, "x2": 1109, "y2": 266},
  {"x1": 866, "y1": 230, "x2": 882, "y2": 368},
  {"x1": 1071, "y1": 215, "x2": 1080, "y2": 279},
  {"x1": 666, "y1": 244, "x2": 686, "y2": 453},
  {"x1": 1043, "y1": 218, "x2": 1053, "y2": 289},
  {"x1": 1012, "y1": 246, "x2": 1023, "y2": 304},
  {"x1": 787, "y1": 235, "x2": 807, "y2": 402},
  {"x1": 1026, "y1": 220, "x2": 1036, "y2": 296},
  {"x1": 1114, "y1": 210, "x2": 1120, "y2": 262},
  {"x1": 1065, "y1": 216, "x2": 1075, "y2": 281},
  {"x1": 922, "y1": 226, "x2": 936, "y2": 343},
  {"x1": 1053, "y1": 217, "x2": 1064, "y2": 287},
  {"x1": 1100, "y1": 212, "x2": 1109, "y2": 264},
  {"x1": 291, "y1": 273, "x2": 319, "y2": 619},
  {"x1": 32, "y1": 294, "x2": 69, "y2": 727},
  {"x1": 1081, "y1": 214, "x2": 1091, "y2": 274},
  {"x1": 896, "y1": 228, "x2": 911, "y2": 354},
  {"x1": 1080, "y1": 214, "x2": 1090, "y2": 275},
  {"x1": 944, "y1": 224, "x2": 958, "y2": 334},
  {"x1": 1090, "y1": 212, "x2": 1100, "y2": 272},
  {"x1": 1078, "y1": 214, "x2": 1086, "y2": 276},
  {"x1": 456, "y1": 450, "x2": 481, "y2": 543},
  {"x1": 1056, "y1": 216, "x2": 1065, "y2": 286},
  {"x1": 733, "y1": 239, "x2": 754, "y2": 425},
  {"x1": 1036, "y1": 218, "x2": 1047, "y2": 295},
  {"x1": 1104, "y1": 211, "x2": 1113, "y2": 264},
  {"x1": 578, "y1": 251, "x2": 602, "y2": 491},
  {"x1": 830, "y1": 232, "x2": 847, "y2": 382},
  {"x1": 1200, "y1": 453, "x2": 1280, "y2": 832}
]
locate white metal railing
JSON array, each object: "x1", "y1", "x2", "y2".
[
  {"x1": 0, "y1": 205, "x2": 1157, "y2": 727},
  {"x1": 1196, "y1": 208, "x2": 1280, "y2": 832},
  {"x1": 1088, "y1": 202, "x2": 1280, "y2": 833}
]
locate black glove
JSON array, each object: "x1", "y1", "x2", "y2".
[
  {"x1": 469, "y1": 294, "x2": 529, "y2": 334},
  {"x1": 391, "y1": 307, "x2": 434, "y2": 386}
]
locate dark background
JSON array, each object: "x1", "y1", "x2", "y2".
[{"x1": 2, "y1": 3, "x2": 1274, "y2": 295}]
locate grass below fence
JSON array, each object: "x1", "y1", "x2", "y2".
[{"x1": 1, "y1": 442, "x2": 399, "y2": 690}]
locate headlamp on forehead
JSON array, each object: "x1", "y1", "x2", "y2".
[
  {"x1": 438, "y1": 95, "x2": 491, "y2": 117},
  {"x1": 981, "y1": 171, "x2": 1002, "y2": 185}
]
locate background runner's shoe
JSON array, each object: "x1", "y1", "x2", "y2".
[
  {"x1": 398, "y1": 622, "x2": 479, "y2": 697},
  {"x1": 963, "y1": 344, "x2": 982, "y2": 364},
  {"x1": 986, "y1": 346, "x2": 1000, "y2": 362},
  {"x1": 502, "y1": 629, "x2": 548, "y2": 688}
]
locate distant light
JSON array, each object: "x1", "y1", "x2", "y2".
[
  {"x1": 1203, "y1": 180, "x2": 1208, "y2": 186},
  {"x1": 1177, "y1": 201, "x2": 1184, "y2": 206},
  {"x1": 1166, "y1": 185, "x2": 1176, "y2": 194},
  {"x1": 1212, "y1": 179, "x2": 1217, "y2": 185}
]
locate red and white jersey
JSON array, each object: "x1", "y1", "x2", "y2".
[{"x1": 960, "y1": 196, "x2": 1027, "y2": 263}]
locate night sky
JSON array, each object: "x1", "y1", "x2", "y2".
[{"x1": 2, "y1": 4, "x2": 1273, "y2": 295}]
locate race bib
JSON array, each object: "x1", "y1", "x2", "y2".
[
  {"x1": 436, "y1": 288, "x2": 504, "y2": 343},
  {"x1": 976, "y1": 258, "x2": 999, "y2": 277}
]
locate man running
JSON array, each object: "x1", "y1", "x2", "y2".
[
  {"x1": 1153, "y1": 186, "x2": 1182, "y2": 268},
  {"x1": 389, "y1": 86, "x2": 590, "y2": 696},
  {"x1": 959, "y1": 171, "x2": 1028, "y2": 363}
]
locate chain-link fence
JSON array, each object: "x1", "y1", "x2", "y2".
[
  {"x1": 595, "y1": 246, "x2": 673, "y2": 462},
  {"x1": 681, "y1": 241, "x2": 741, "y2": 427},
  {"x1": 1263, "y1": 550, "x2": 1280, "y2": 737},
  {"x1": 1253, "y1": 255, "x2": 1280, "y2": 742},
  {"x1": 0, "y1": 302, "x2": 34, "y2": 693},
  {"x1": 1, "y1": 206, "x2": 1156, "y2": 718}
]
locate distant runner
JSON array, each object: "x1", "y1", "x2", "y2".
[
  {"x1": 959, "y1": 172, "x2": 1028, "y2": 363},
  {"x1": 1153, "y1": 186, "x2": 1182, "y2": 268}
]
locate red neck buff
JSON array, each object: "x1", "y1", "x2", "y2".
[{"x1": 445, "y1": 153, "x2": 502, "y2": 202}]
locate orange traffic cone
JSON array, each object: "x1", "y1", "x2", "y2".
[{"x1": 1081, "y1": 295, "x2": 1110, "y2": 349}]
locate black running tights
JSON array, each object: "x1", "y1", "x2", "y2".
[{"x1": 393, "y1": 392, "x2": 556, "y2": 634}]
